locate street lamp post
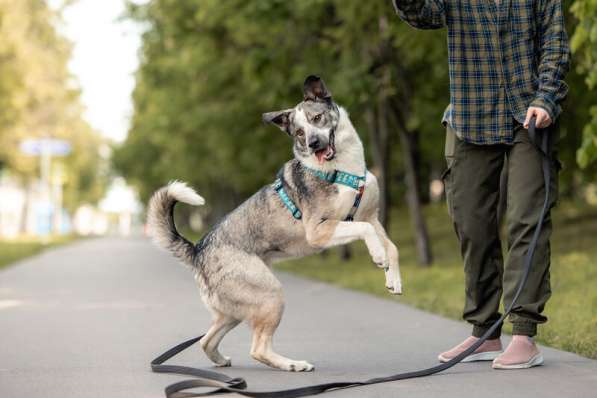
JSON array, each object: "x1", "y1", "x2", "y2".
[{"x1": 20, "y1": 138, "x2": 71, "y2": 239}]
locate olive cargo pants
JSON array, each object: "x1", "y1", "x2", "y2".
[{"x1": 442, "y1": 121, "x2": 560, "y2": 338}]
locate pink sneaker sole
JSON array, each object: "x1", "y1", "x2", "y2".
[
  {"x1": 438, "y1": 350, "x2": 502, "y2": 363},
  {"x1": 492, "y1": 353, "x2": 544, "y2": 369}
]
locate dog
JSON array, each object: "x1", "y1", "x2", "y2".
[{"x1": 147, "y1": 75, "x2": 402, "y2": 372}]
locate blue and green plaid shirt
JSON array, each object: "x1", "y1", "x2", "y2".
[{"x1": 393, "y1": 0, "x2": 570, "y2": 144}]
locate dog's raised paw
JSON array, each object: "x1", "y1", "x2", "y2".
[
  {"x1": 386, "y1": 285, "x2": 403, "y2": 295},
  {"x1": 288, "y1": 360, "x2": 315, "y2": 372},
  {"x1": 386, "y1": 279, "x2": 403, "y2": 295}
]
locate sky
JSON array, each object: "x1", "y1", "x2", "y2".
[
  {"x1": 49, "y1": 0, "x2": 148, "y2": 212},
  {"x1": 53, "y1": 0, "x2": 147, "y2": 143}
]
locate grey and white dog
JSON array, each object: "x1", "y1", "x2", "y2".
[{"x1": 147, "y1": 75, "x2": 402, "y2": 372}]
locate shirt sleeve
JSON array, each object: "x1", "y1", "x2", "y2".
[
  {"x1": 391, "y1": 0, "x2": 446, "y2": 30},
  {"x1": 530, "y1": 0, "x2": 570, "y2": 121}
]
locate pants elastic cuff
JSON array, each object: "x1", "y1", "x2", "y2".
[
  {"x1": 512, "y1": 322, "x2": 537, "y2": 337},
  {"x1": 472, "y1": 324, "x2": 502, "y2": 339}
]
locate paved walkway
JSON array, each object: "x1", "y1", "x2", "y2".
[{"x1": 1, "y1": 237, "x2": 595, "y2": 397}]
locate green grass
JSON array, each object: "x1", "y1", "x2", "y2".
[
  {"x1": 276, "y1": 202, "x2": 597, "y2": 359},
  {"x1": 0, "y1": 236, "x2": 75, "y2": 270}
]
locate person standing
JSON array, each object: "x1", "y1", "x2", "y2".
[{"x1": 391, "y1": 0, "x2": 569, "y2": 369}]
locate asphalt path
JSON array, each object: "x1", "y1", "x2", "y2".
[{"x1": 1, "y1": 237, "x2": 595, "y2": 397}]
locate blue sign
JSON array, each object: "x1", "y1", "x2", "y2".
[{"x1": 20, "y1": 139, "x2": 71, "y2": 156}]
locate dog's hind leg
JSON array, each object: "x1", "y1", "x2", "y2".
[
  {"x1": 204, "y1": 253, "x2": 313, "y2": 371},
  {"x1": 370, "y1": 218, "x2": 402, "y2": 295},
  {"x1": 200, "y1": 313, "x2": 240, "y2": 367},
  {"x1": 249, "y1": 299, "x2": 314, "y2": 372}
]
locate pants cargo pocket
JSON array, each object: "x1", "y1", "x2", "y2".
[
  {"x1": 442, "y1": 125, "x2": 457, "y2": 220},
  {"x1": 441, "y1": 166, "x2": 453, "y2": 217}
]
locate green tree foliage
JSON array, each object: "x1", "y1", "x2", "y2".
[
  {"x1": 0, "y1": 0, "x2": 106, "y2": 209},
  {"x1": 571, "y1": 0, "x2": 597, "y2": 169},
  {"x1": 116, "y1": 0, "x2": 595, "y2": 224},
  {"x1": 115, "y1": 1, "x2": 446, "y2": 214}
]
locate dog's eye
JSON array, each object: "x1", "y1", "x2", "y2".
[
  {"x1": 296, "y1": 129, "x2": 304, "y2": 137},
  {"x1": 313, "y1": 114, "x2": 322, "y2": 123}
]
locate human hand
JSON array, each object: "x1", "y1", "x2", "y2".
[{"x1": 524, "y1": 107, "x2": 551, "y2": 129}]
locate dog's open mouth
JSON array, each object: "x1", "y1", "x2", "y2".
[{"x1": 315, "y1": 146, "x2": 335, "y2": 164}]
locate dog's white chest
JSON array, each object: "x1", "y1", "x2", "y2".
[
  {"x1": 333, "y1": 172, "x2": 378, "y2": 221},
  {"x1": 335, "y1": 184, "x2": 358, "y2": 214}
]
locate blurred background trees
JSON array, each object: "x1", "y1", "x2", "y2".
[
  {"x1": 0, "y1": 0, "x2": 107, "y2": 213},
  {"x1": 571, "y1": 0, "x2": 597, "y2": 171},
  {"x1": 113, "y1": 0, "x2": 597, "y2": 265}
]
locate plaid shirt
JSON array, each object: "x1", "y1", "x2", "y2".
[{"x1": 392, "y1": 0, "x2": 570, "y2": 144}]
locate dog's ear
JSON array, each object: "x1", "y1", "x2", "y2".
[
  {"x1": 303, "y1": 75, "x2": 332, "y2": 103},
  {"x1": 262, "y1": 109, "x2": 293, "y2": 135}
]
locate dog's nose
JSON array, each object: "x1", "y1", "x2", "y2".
[{"x1": 308, "y1": 136, "x2": 322, "y2": 150}]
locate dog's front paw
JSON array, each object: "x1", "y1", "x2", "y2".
[
  {"x1": 384, "y1": 265, "x2": 402, "y2": 295},
  {"x1": 386, "y1": 278, "x2": 403, "y2": 295},
  {"x1": 288, "y1": 360, "x2": 315, "y2": 372}
]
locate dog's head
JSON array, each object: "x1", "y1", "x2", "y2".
[{"x1": 263, "y1": 75, "x2": 341, "y2": 165}]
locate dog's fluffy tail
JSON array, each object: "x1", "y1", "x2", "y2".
[{"x1": 146, "y1": 181, "x2": 205, "y2": 267}]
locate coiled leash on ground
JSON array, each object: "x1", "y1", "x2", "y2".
[{"x1": 151, "y1": 117, "x2": 551, "y2": 398}]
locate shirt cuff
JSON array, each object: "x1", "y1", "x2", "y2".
[{"x1": 530, "y1": 95, "x2": 561, "y2": 122}]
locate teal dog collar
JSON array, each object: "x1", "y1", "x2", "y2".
[{"x1": 303, "y1": 167, "x2": 366, "y2": 190}]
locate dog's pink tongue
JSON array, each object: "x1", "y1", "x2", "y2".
[{"x1": 315, "y1": 148, "x2": 328, "y2": 164}]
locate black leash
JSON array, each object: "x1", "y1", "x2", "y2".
[{"x1": 151, "y1": 117, "x2": 551, "y2": 398}]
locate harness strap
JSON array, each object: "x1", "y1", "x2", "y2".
[
  {"x1": 344, "y1": 181, "x2": 366, "y2": 222},
  {"x1": 152, "y1": 118, "x2": 551, "y2": 398},
  {"x1": 274, "y1": 178, "x2": 302, "y2": 220},
  {"x1": 275, "y1": 167, "x2": 367, "y2": 222}
]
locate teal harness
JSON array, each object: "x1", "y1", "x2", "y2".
[
  {"x1": 273, "y1": 166, "x2": 367, "y2": 221},
  {"x1": 273, "y1": 178, "x2": 303, "y2": 219}
]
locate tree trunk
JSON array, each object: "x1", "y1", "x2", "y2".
[
  {"x1": 411, "y1": 131, "x2": 429, "y2": 204},
  {"x1": 399, "y1": 128, "x2": 433, "y2": 266},
  {"x1": 365, "y1": 102, "x2": 391, "y2": 228},
  {"x1": 339, "y1": 245, "x2": 352, "y2": 261},
  {"x1": 376, "y1": 85, "x2": 392, "y2": 228},
  {"x1": 390, "y1": 100, "x2": 433, "y2": 266}
]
